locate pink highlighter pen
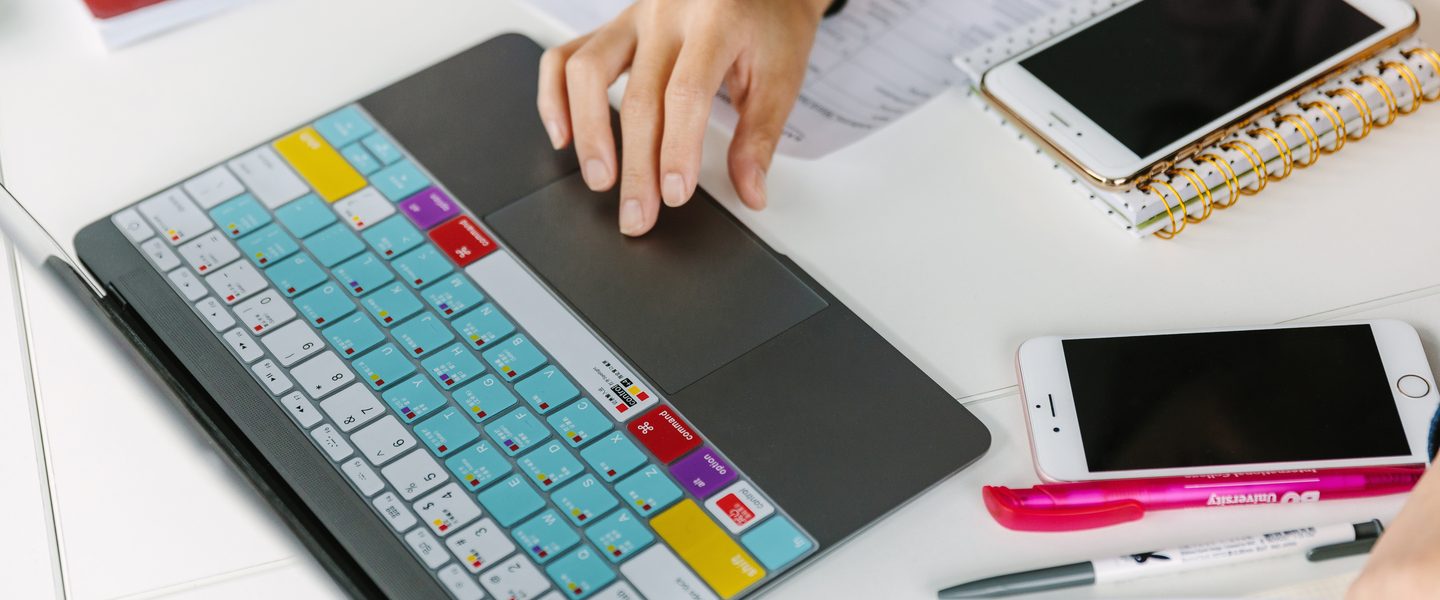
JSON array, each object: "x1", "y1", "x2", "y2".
[{"x1": 984, "y1": 466, "x2": 1426, "y2": 531}]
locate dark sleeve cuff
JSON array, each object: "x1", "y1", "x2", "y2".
[
  {"x1": 1429, "y1": 405, "x2": 1438, "y2": 462},
  {"x1": 825, "y1": 0, "x2": 847, "y2": 17}
]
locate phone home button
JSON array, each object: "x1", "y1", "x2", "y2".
[{"x1": 1397, "y1": 375, "x2": 1431, "y2": 398}]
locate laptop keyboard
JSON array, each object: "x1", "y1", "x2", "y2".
[{"x1": 111, "y1": 105, "x2": 816, "y2": 600}]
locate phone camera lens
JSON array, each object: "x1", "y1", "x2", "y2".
[{"x1": 1052, "y1": 427, "x2": 1060, "y2": 432}]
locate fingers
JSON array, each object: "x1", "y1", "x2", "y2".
[
  {"x1": 728, "y1": 56, "x2": 807, "y2": 210},
  {"x1": 562, "y1": 20, "x2": 637, "y2": 192},
  {"x1": 658, "y1": 28, "x2": 741, "y2": 208},
  {"x1": 536, "y1": 33, "x2": 591, "y2": 151},
  {"x1": 617, "y1": 33, "x2": 681, "y2": 236}
]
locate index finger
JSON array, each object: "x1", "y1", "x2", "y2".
[{"x1": 658, "y1": 29, "x2": 741, "y2": 207}]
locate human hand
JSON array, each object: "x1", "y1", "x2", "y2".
[
  {"x1": 537, "y1": 0, "x2": 832, "y2": 236},
  {"x1": 1346, "y1": 466, "x2": 1440, "y2": 599}
]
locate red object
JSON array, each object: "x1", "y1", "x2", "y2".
[
  {"x1": 627, "y1": 406, "x2": 701, "y2": 464},
  {"x1": 715, "y1": 493, "x2": 756, "y2": 527},
  {"x1": 428, "y1": 216, "x2": 497, "y2": 266}
]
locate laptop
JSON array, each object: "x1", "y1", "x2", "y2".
[{"x1": 2, "y1": 33, "x2": 989, "y2": 600}]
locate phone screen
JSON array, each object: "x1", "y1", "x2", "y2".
[
  {"x1": 1020, "y1": 0, "x2": 1383, "y2": 156},
  {"x1": 1062, "y1": 325, "x2": 1410, "y2": 472}
]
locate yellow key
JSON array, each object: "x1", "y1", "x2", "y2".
[
  {"x1": 650, "y1": 500, "x2": 765, "y2": 598},
  {"x1": 273, "y1": 127, "x2": 366, "y2": 202}
]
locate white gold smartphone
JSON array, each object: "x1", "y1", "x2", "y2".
[
  {"x1": 1016, "y1": 321, "x2": 1439, "y2": 482},
  {"x1": 981, "y1": 0, "x2": 1419, "y2": 188}
]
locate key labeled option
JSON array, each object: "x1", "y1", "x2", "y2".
[
  {"x1": 398, "y1": 186, "x2": 460, "y2": 229},
  {"x1": 627, "y1": 406, "x2": 701, "y2": 464},
  {"x1": 669, "y1": 447, "x2": 737, "y2": 499}
]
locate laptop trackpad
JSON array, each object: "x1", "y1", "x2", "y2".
[{"x1": 485, "y1": 175, "x2": 827, "y2": 394}]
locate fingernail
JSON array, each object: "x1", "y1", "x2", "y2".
[
  {"x1": 661, "y1": 172, "x2": 688, "y2": 207},
  {"x1": 749, "y1": 166, "x2": 768, "y2": 210},
  {"x1": 544, "y1": 120, "x2": 563, "y2": 150},
  {"x1": 583, "y1": 159, "x2": 610, "y2": 191},
  {"x1": 619, "y1": 198, "x2": 645, "y2": 235}
]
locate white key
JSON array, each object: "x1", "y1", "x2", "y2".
[
  {"x1": 621, "y1": 545, "x2": 720, "y2": 600},
  {"x1": 233, "y1": 290, "x2": 296, "y2": 335},
  {"x1": 381, "y1": 447, "x2": 448, "y2": 500},
  {"x1": 177, "y1": 230, "x2": 240, "y2": 274},
  {"x1": 139, "y1": 238, "x2": 180, "y2": 270},
  {"x1": 320, "y1": 384, "x2": 384, "y2": 432},
  {"x1": 414, "y1": 483, "x2": 482, "y2": 537},
  {"x1": 309, "y1": 423, "x2": 353, "y2": 461},
  {"x1": 405, "y1": 527, "x2": 451, "y2": 569},
  {"x1": 592, "y1": 582, "x2": 642, "y2": 600},
  {"x1": 479, "y1": 555, "x2": 551, "y2": 600},
  {"x1": 292, "y1": 351, "x2": 354, "y2": 399},
  {"x1": 250, "y1": 359, "x2": 293, "y2": 395},
  {"x1": 261, "y1": 320, "x2": 324, "y2": 366},
  {"x1": 277, "y1": 390, "x2": 322, "y2": 428},
  {"x1": 112, "y1": 208, "x2": 154, "y2": 242},
  {"x1": 437, "y1": 564, "x2": 487, "y2": 600},
  {"x1": 704, "y1": 480, "x2": 775, "y2": 534},
  {"x1": 446, "y1": 518, "x2": 516, "y2": 574},
  {"x1": 538, "y1": 593, "x2": 564, "y2": 600},
  {"x1": 351, "y1": 415, "x2": 416, "y2": 464},
  {"x1": 195, "y1": 297, "x2": 236, "y2": 331},
  {"x1": 333, "y1": 187, "x2": 394, "y2": 231},
  {"x1": 373, "y1": 491, "x2": 418, "y2": 532},
  {"x1": 138, "y1": 188, "x2": 213, "y2": 245},
  {"x1": 222, "y1": 328, "x2": 264, "y2": 362},
  {"x1": 183, "y1": 165, "x2": 246, "y2": 209},
  {"x1": 206, "y1": 260, "x2": 268, "y2": 305},
  {"x1": 229, "y1": 146, "x2": 308, "y2": 209},
  {"x1": 168, "y1": 268, "x2": 208, "y2": 301},
  {"x1": 340, "y1": 456, "x2": 385, "y2": 497}
]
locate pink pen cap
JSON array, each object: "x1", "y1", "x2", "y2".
[{"x1": 984, "y1": 466, "x2": 1426, "y2": 532}]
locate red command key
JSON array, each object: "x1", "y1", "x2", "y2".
[
  {"x1": 628, "y1": 406, "x2": 702, "y2": 464},
  {"x1": 428, "y1": 216, "x2": 497, "y2": 266}
]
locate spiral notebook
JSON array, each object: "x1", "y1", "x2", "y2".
[{"x1": 953, "y1": 1, "x2": 1440, "y2": 239}]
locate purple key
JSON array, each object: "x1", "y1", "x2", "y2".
[
  {"x1": 668, "y1": 446, "x2": 737, "y2": 498},
  {"x1": 398, "y1": 187, "x2": 459, "y2": 229}
]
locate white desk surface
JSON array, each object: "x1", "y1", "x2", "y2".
[{"x1": 2, "y1": 0, "x2": 1439, "y2": 598}]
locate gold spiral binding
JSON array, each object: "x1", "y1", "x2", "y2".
[
  {"x1": 1194, "y1": 153, "x2": 1240, "y2": 209},
  {"x1": 1139, "y1": 179, "x2": 1186, "y2": 239},
  {"x1": 1274, "y1": 114, "x2": 1321, "y2": 168},
  {"x1": 1167, "y1": 168, "x2": 1213, "y2": 223},
  {"x1": 1353, "y1": 75, "x2": 1399, "y2": 126},
  {"x1": 1247, "y1": 127, "x2": 1293, "y2": 180},
  {"x1": 1403, "y1": 48, "x2": 1440, "y2": 102},
  {"x1": 1327, "y1": 87, "x2": 1373, "y2": 139},
  {"x1": 1301, "y1": 100, "x2": 1346, "y2": 153},
  {"x1": 1380, "y1": 61, "x2": 1424, "y2": 114},
  {"x1": 1221, "y1": 140, "x2": 1268, "y2": 195}
]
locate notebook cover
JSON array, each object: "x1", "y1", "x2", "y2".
[{"x1": 83, "y1": 0, "x2": 167, "y2": 20}]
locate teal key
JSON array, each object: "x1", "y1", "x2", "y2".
[
  {"x1": 515, "y1": 366, "x2": 580, "y2": 413},
  {"x1": 361, "y1": 283, "x2": 423, "y2": 327},
  {"x1": 512, "y1": 509, "x2": 579, "y2": 563},
  {"x1": 453, "y1": 375, "x2": 518, "y2": 422},
  {"x1": 453, "y1": 304, "x2": 515, "y2": 350},
  {"x1": 413, "y1": 407, "x2": 478, "y2": 456},
  {"x1": 304, "y1": 223, "x2": 367, "y2": 268},
  {"x1": 392, "y1": 244, "x2": 452, "y2": 288},
  {"x1": 392, "y1": 312, "x2": 454, "y2": 357},
  {"x1": 362, "y1": 132, "x2": 403, "y2": 164},
  {"x1": 483, "y1": 407, "x2": 550, "y2": 455},
  {"x1": 339, "y1": 143, "x2": 381, "y2": 175},
  {"x1": 294, "y1": 282, "x2": 356, "y2": 327},
  {"x1": 741, "y1": 517, "x2": 813, "y2": 570},
  {"x1": 584, "y1": 509, "x2": 654, "y2": 563},
  {"x1": 332, "y1": 251, "x2": 393, "y2": 296},
  {"x1": 546, "y1": 399, "x2": 612, "y2": 447},
  {"x1": 323, "y1": 312, "x2": 385, "y2": 358},
  {"x1": 614, "y1": 465, "x2": 683, "y2": 516},
  {"x1": 352, "y1": 343, "x2": 415, "y2": 390},
  {"x1": 313, "y1": 105, "x2": 375, "y2": 146},
  {"x1": 551, "y1": 475, "x2": 617, "y2": 526},
  {"x1": 516, "y1": 441, "x2": 583, "y2": 491},
  {"x1": 445, "y1": 440, "x2": 512, "y2": 491},
  {"x1": 235, "y1": 224, "x2": 299, "y2": 267},
  {"x1": 274, "y1": 194, "x2": 336, "y2": 238},
  {"x1": 360, "y1": 216, "x2": 423, "y2": 259},
  {"x1": 381, "y1": 376, "x2": 448, "y2": 422},
  {"x1": 209, "y1": 193, "x2": 270, "y2": 238},
  {"x1": 545, "y1": 545, "x2": 616, "y2": 599},
  {"x1": 478, "y1": 474, "x2": 545, "y2": 527},
  {"x1": 422, "y1": 273, "x2": 484, "y2": 319},
  {"x1": 483, "y1": 334, "x2": 547, "y2": 381},
  {"x1": 579, "y1": 432, "x2": 648, "y2": 482},
  {"x1": 421, "y1": 343, "x2": 486, "y2": 389},
  {"x1": 370, "y1": 159, "x2": 431, "y2": 201},
  {"x1": 265, "y1": 253, "x2": 326, "y2": 297}
]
